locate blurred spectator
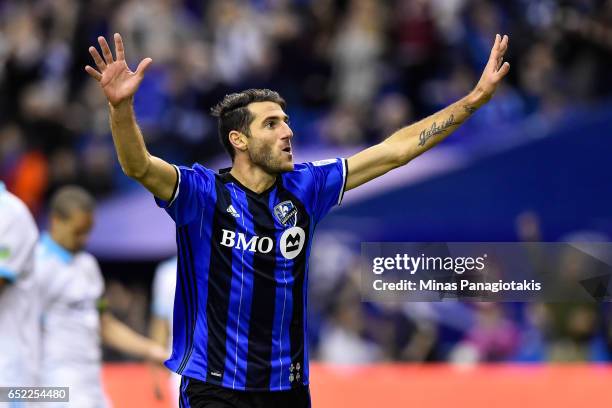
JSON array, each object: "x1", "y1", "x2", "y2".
[
  {"x1": 368, "y1": 92, "x2": 414, "y2": 143},
  {"x1": 393, "y1": 0, "x2": 441, "y2": 113},
  {"x1": 208, "y1": 0, "x2": 271, "y2": 86},
  {"x1": 515, "y1": 211, "x2": 610, "y2": 362},
  {"x1": 543, "y1": 241, "x2": 606, "y2": 362},
  {"x1": 450, "y1": 303, "x2": 519, "y2": 363},
  {"x1": 318, "y1": 273, "x2": 384, "y2": 364},
  {"x1": 331, "y1": 0, "x2": 386, "y2": 108}
]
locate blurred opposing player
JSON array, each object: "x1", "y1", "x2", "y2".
[
  {"x1": 0, "y1": 182, "x2": 39, "y2": 390},
  {"x1": 149, "y1": 256, "x2": 180, "y2": 403},
  {"x1": 86, "y1": 32, "x2": 510, "y2": 407},
  {"x1": 34, "y1": 186, "x2": 168, "y2": 407}
]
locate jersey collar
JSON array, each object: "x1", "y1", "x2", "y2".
[
  {"x1": 220, "y1": 168, "x2": 279, "y2": 197},
  {"x1": 41, "y1": 232, "x2": 73, "y2": 264}
]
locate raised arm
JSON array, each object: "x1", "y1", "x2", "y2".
[
  {"x1": 346, "y1": 34, "x2": 510, "y2": 191},
  {"x1": 85, "y1": 33, "x2": 177, "y2": 201}
]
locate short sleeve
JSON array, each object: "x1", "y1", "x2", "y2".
[
  {"x1": 0, "y1": 196, "x2": 38, "y2": 282},
  {"x1": 155, "y1": 164, "x2": 216, "y2": 226},
  {"x1": 304, "y1": 158, "x2": 348, "y2": 223}
]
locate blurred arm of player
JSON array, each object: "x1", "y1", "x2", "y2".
[
  {"x1": 345, "y1": 34, "x2": 510, "y2": 191},
  {"x1": 149, "y1": 315, "x2": 170, "y2": 348},
  {"x1": 100, "y1": 311, "x2": 168, "y2": 364},
  {"x1": 148, "y1": 313, "x2": 171, "y2": 399},
  {"x1": 85, "y1": 33, "x2": 176, "y2": 201}
]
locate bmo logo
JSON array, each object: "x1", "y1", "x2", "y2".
[
  {"x1": 280, "y1": 227, "x2": 305, "y2": 260},
  {"x1": 220, "y1": 230, "x2": 273, "y2": 254},
  {"x1": 219, "y1": 227, "x2": 305, "y2": 259}
]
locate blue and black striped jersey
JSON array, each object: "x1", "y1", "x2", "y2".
[{"x1": 155, "y1": 158, "x2": 347, "y2": 391}]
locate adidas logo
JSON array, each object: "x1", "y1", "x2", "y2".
[{"x1": 226, "y1": 205, "x2": 240, "y2": 218}]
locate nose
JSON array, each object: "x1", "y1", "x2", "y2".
[{"x1": 281, "y1": 121, "x2": 293, "y2": 140}]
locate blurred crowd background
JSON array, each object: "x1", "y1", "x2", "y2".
[{"x1": 2, "y1": 0, "x2": 612, "y2": 366}]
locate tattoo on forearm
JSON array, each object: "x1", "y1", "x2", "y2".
[
  {"x1": 418, "y1": 114, "x2": 456, "y2": 147},
  {"x1": 463, "y1": 105, "x2": 477, "y2": 114}
]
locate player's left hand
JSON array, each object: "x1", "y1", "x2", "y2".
[{"x1": 472, "y1": 34, "x2": 510, "y2": 105}]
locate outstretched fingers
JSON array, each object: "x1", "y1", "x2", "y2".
[
  {"x1": 495, "y1": 61, "x2": 511, "y2": 81},
  {"x1": 496, "y1": 35, "x2": 509, "y2": 70},
  {"x1": 98, "y1": 36, "x2": 114, "y2": 64},
  {"x1": 492, "y1": 34, "x2": 510, "y2": 81},
  {"x1": 89, "y1": 46, "x2": 106, "y2": 72},
  {"x1": 486, "y1": 34, "x2": 501, "y2": 72},
  {"x1": 499, "y1": 35, "x2": 509, "y2": 53},
  {"x1": 492, "y1": 34, "x2": 501, "y2": 56},
  {"x1": 135, "y1": 57, "x2": 153, "y2": 78},
  {"x1": 114, "y1": 33, "x2": 125, "y2": 61},
  {"x1": 85, "y1": 65, "x2": 102, "y2": 81},
  {"x1": 488, "y1": 34, "x2": 510, "y2": 77}
]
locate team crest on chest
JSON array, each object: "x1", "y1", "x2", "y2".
[{"x1": 273, "y1": 200, "x2": 298, "y2": 227}]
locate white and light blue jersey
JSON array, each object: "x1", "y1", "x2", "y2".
[
  {"x1": 0, "y1": 182, "x2": 39, "y2": 387},
  {"x1": 34, "y1": 233, "x2": 107, "y2": 407}
]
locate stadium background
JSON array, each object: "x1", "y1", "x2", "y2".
[{"x1": 1, "y1": 0, "x2": 612, "y2": 406}]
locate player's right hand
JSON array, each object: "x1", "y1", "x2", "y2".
[{"x1": 85, "y1": 33, "x2": 153, "y2": 107}]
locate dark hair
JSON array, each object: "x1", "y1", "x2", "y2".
[
  {"x1": 211, "y1": 89, "x2": 286, "y2": 160},
  {"x1": 49, "y1": 186, "x2": 95, "y2": 219}
]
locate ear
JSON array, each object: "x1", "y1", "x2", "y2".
[{"x1": 229, "y1": 130, "x2": 248, "y2": 153}]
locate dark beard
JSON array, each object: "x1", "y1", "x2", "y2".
[{"x1": 249, "y1": 143, "x2": 285, "y2": 173}]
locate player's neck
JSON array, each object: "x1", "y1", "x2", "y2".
[{"x1": 230, "y1": 161, "x2": 276, "y2": 194}]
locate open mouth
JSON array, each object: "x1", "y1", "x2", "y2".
[{"x1": 282, "y1": 147, "x2": 292, "y2": 154}]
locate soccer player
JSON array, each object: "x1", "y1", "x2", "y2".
[
  {"x1": 34, "y1": 186, "x2": 168, "y2": 407},
  {"x1": 0, "y1": 182, "x2": 39, "y2": 391},
  {"x1": 86, "y1": 33, "x2": 510, "y2": 407}
]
